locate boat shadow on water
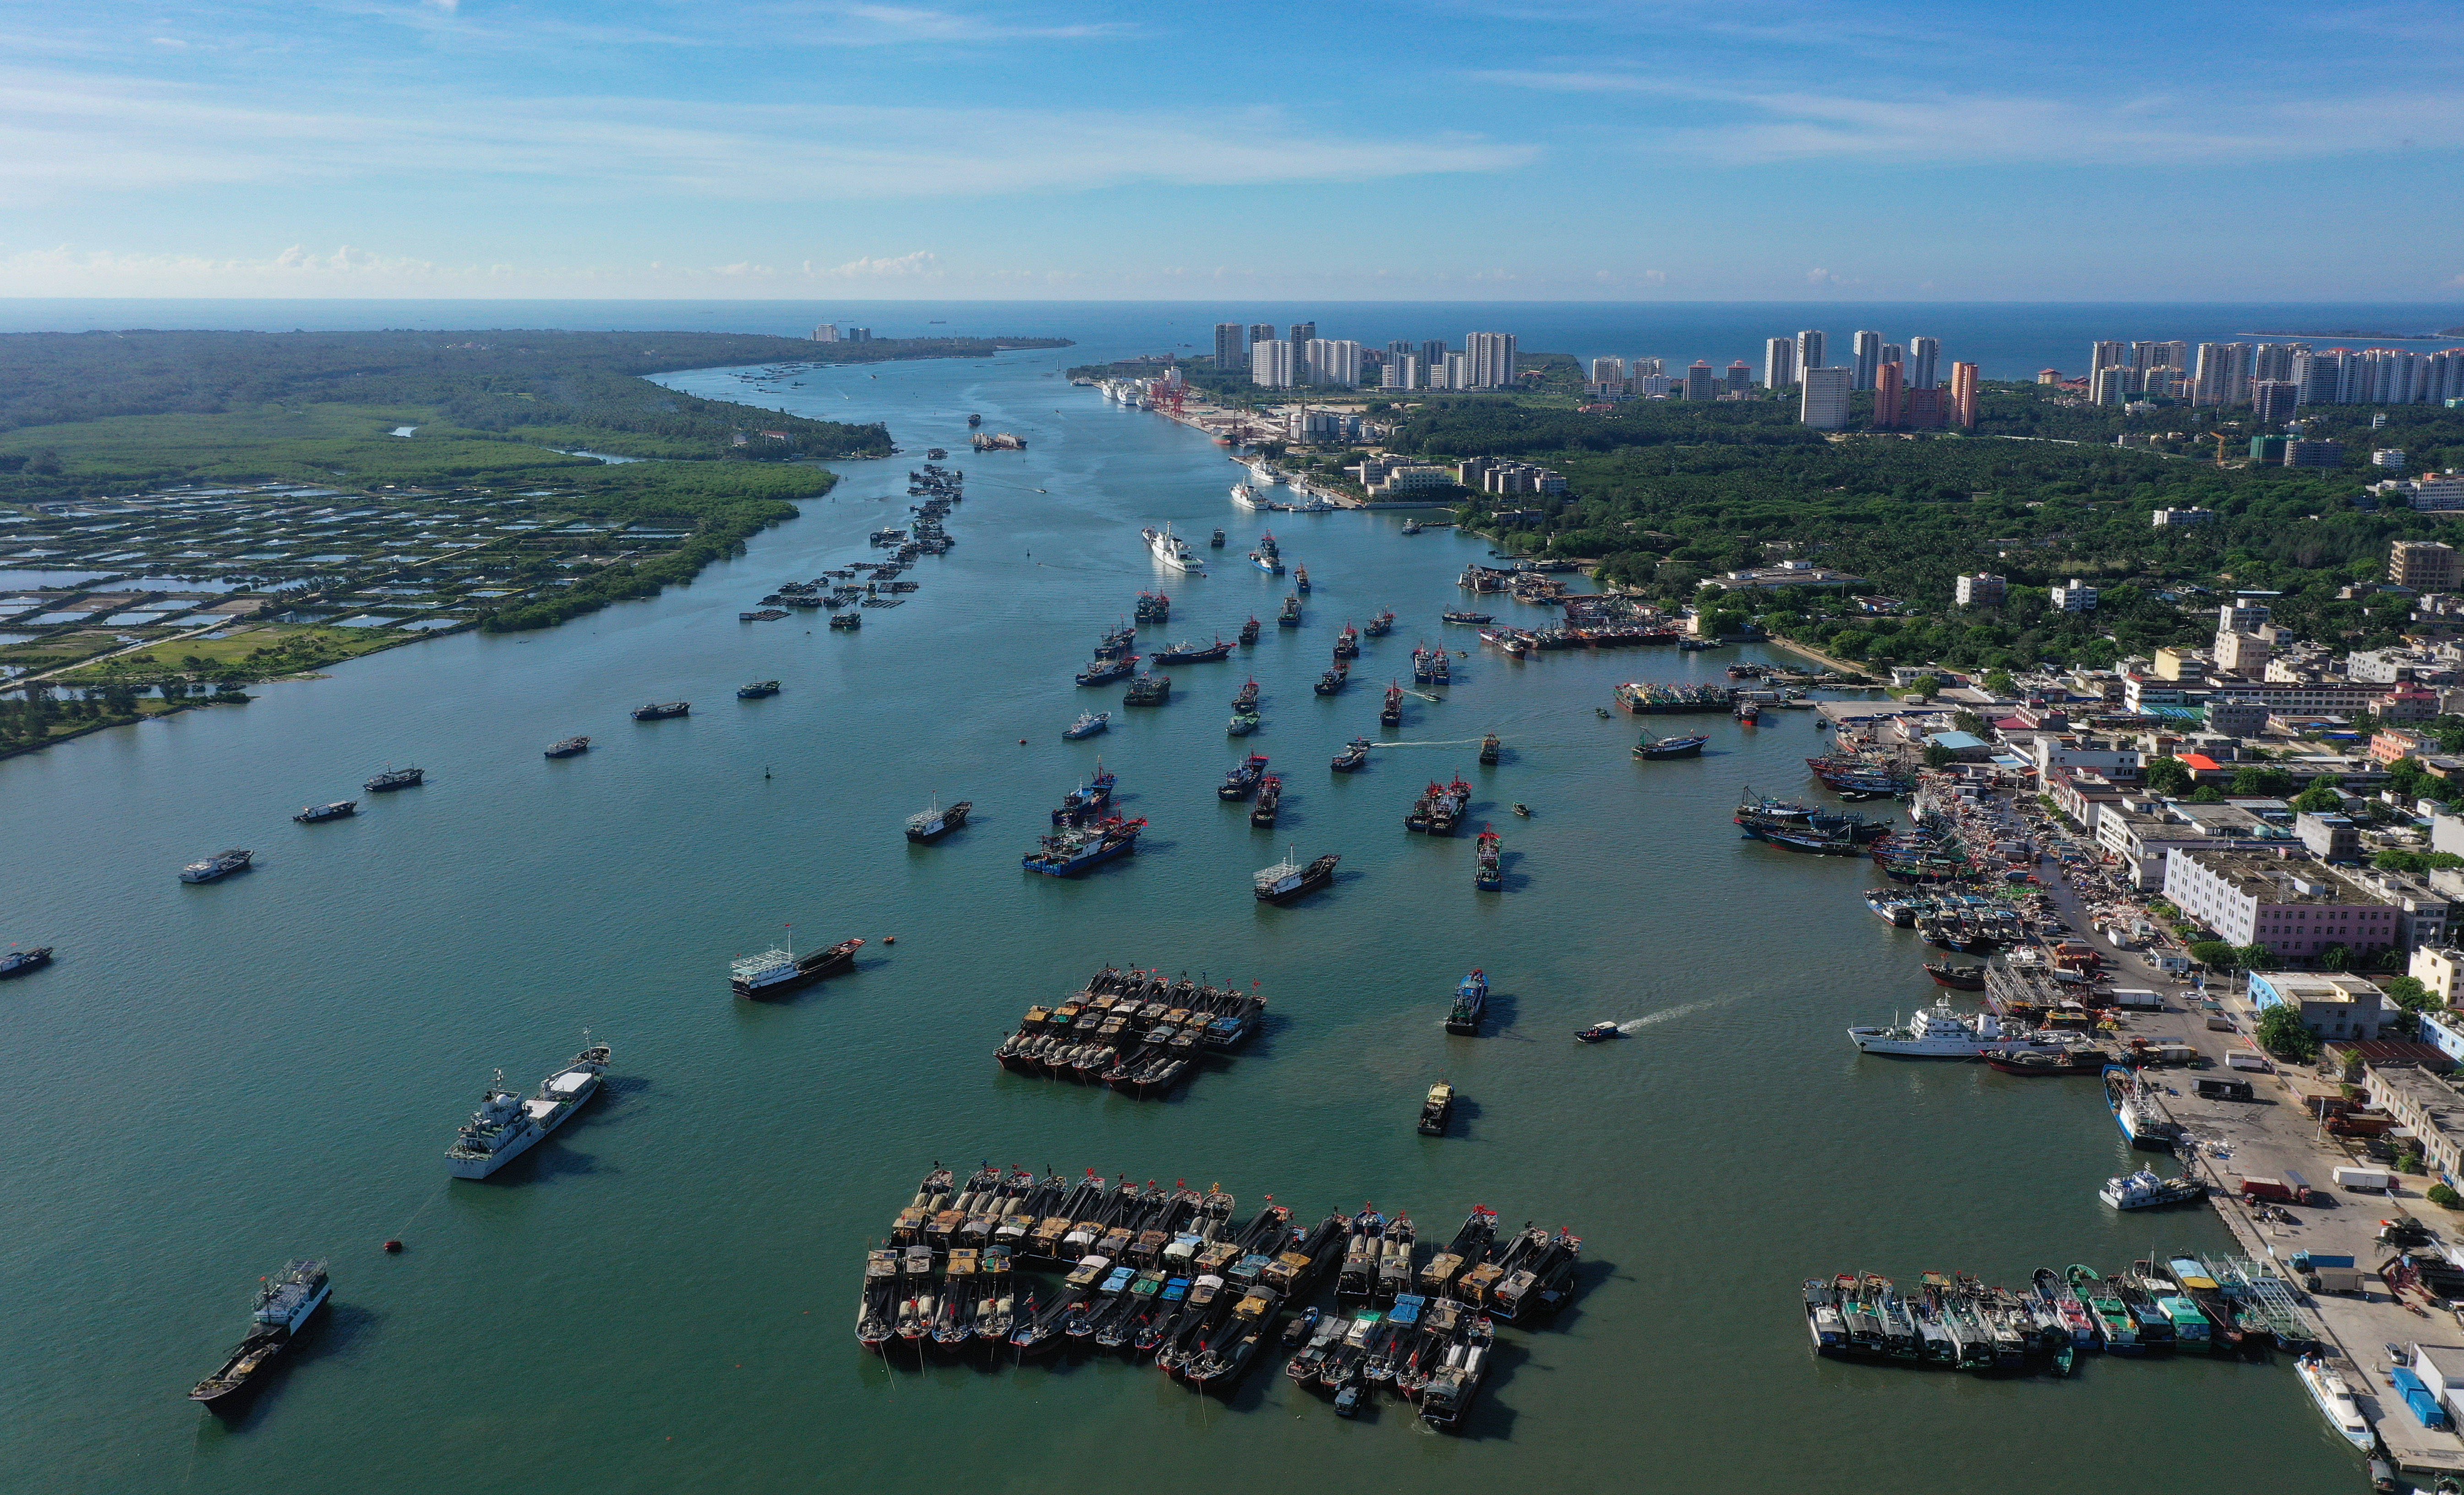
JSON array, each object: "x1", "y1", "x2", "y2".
[{"x1": 192, "y1": 1301, "x2": 382, "y2": 1432}]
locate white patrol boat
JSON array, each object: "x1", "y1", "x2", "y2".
[
  {"x1": 1142, "y1": 524, "x2": 1206, "y2": 574},
  {"x1": 1846, "y1": 997, "x2": 2070, "y2": 1059},
  {"x1": 446, "y1": 1036, "x2": 610, "y2": 1179}
]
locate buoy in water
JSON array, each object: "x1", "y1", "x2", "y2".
[
  {"x1": 883, "y1": 935, "x2": 896, "y2": 946},
  {"x1": 383, "y1": 1239, "x2": 403, "y2": 1253},
  {"x1": 1019, "y1": 737, "x2": 1028, "y2": 745}
]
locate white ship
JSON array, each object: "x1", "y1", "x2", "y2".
[
  {"x1": 1142, "y1": 524, "x2": 1206, "y2": 574},
  {"x1": 2295, "y1": 1354, "x2": 2375, "y2": 1450},
  {"x1": 446, "y1": 1036, "x2": 610, "y2": 1179},
  {"x1": 1244, "y1": 461, "x2": 1281, "y2": 486},
  {"x1": 1230, "y1": 483, "x2": 1262, "y2": 510},
  {"x1": 1846, "y1": 998, "x2": 2065, "y2": 1058},
  {"x1": 2098, "y1": 1168, "x2": 2205, "y2": 1210},
  {"x1": 180, "y1": 848, "x2": 254, "y2": 883}
]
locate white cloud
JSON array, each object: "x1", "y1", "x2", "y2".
[
  {"x1": 801, "y1": 251, "x2": 941, "y2": 279},
  {"x1": 0, "y1": 65, "x2": 1536, "y2": 206},
  {"x1": 1470, "y1": 69, "x2": 2464, "y2": 166}
]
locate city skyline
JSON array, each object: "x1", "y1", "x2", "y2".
[{"x1": 5, "y1": 2, "x2": 2463, "y2": 300}]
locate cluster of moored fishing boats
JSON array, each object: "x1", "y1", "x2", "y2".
[
  {"x1": 993, "y1": 966, "x2": 1265, "y2": 1097},
  {"x1": 743, "y1": 465, "x2": 963, "y2": 629},
  {"x1": 861, "y1": 1165, "x2": 1580, "y2": 1426},
  {"x1": 1806, "y1": 1254, "x2": 2320, "y2": 1373},
  {"x1": 1734, "y1": 790, "x2": 1892, "y2": 855}
]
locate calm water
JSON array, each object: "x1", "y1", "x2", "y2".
[{"x1": 0, "y1": 327, "x2": 2366, "y2": 1493}]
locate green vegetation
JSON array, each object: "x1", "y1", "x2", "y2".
[
  {"x1": 2256, "y1": 1005, "x2": 2322, "y2": 1060},
  {"x1": 1369, "y1": 374, "x2": 2464, "y2": 671},
  {"x1": 2186, "y1": 939, "x2": 2236, "y2": 969},
  {"x1": 2427, "y1": 1183, "x2": 2461, "y2": 1209}
]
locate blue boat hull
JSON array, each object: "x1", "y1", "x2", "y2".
[{"x1": 1022, "y1": 840, "x2": 1137, "y2": 877}]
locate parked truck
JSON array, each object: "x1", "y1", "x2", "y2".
[
  {"x1": 2240, "y1": 1176, "x2": 2297, "y2": 1203},
  {"x1": 2333, "y1": 1165, "x2": 2394, "y2": 1193}
]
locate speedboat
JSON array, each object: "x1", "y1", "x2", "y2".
[
  {"x1": 1511, "y1": 803, "x2": 1531, "y2": 818},
  {"x1": 1574, "y1": 1022, "x2": 1623, "y2": 1043},
  {"x1": 2295, "y1": 1354, "x2": 2376, "y2": 1451}
]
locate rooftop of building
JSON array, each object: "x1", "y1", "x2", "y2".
[
  {"x1": 2175, "y1": 850, "x2": 2426, "y2": 906},
  {"x1": 2252, "y1": 971, "x2": 2389, "y2": 1004},
  {"x1": 2369, "y1": 1062, "x2": 2464, "y2": 1133}
]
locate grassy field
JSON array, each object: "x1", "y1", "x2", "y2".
[
  {"x1": 49, "y1": 623, "x2": 410, "y2": 682},
  {"x1": 0, "y1": 404, "x2": 614, "y2": 488}
]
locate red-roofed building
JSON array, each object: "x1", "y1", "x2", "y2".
[{"x1": 2179, "y1": 752, "x2": 2225, "y2": 778}]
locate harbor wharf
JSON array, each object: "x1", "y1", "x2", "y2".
[{"x1": 2029, "y1": 831, "x2": 2464, "y2": 1481}]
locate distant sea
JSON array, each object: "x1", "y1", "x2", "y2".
[{"x1": 4, "y1": 299, "x2": 2462, "y2": 382}]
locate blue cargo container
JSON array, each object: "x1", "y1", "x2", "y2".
[{"x1": 2393, "y1": 1368, "x2": 2450, "y2": 1429}]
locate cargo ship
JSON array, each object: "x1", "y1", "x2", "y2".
[
  {"x1": 905, "y1": 798, "x2": 971, "y2": 843},
  {"x1": 543, "y1": 736, "x2": 591, "y2": 758},
  {"x1": 188, "y1": 1260, "x2": 331, "y2": 1406},
  {"x1": 180, "y1": 848, "x2": 253, "y2": 884},
  {"x1": 364, "y1": 766, "x2": 424, "y2": 791},
  {"x1": 1153, "y1": 637, "x2": 1231, "y2": 664},
  {"x1": 1445, "y1": 970, "x2": 1487, "y2": 1034},
  {"x1": 293, "y1": 800, "x2": 356, "y2": 823},
  {"x1": 1023, "y1": 817, "x2": 1145, "y2": 876},
  {"x1": 731, "y1": 934, "x2": 863, "y2": 997},
  {"x1": 1255, "y1": 849, "x2": 1339, "y2": 903},
  {"x1": 737, "y1": 680, "x2": 781, "y2": 699},
  {"x1": 0, "y1": 945, "x2": 53, "y2": 978}
]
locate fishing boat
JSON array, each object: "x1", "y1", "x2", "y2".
[
  {"x1": 1734, "y1": 700, "x2": 1761, "y2": 723},
  {"x1": 1227, "y1": 709, "x2": 1261, "y2": 736},
  {"x1": 1473, "y1": 826, "x2": 1502, "y2": 890},
  {"x1": 1313, "y1": 667, "x2": 1349, "y2": 695},
  {"x1": 292, "y1": 800, "x2": 357, "y2": 824},
  {"x1": 1332, "y1": 738, "x2": 1371, "y2": 772},
  {"x1": 1210, "y1": 528, "x2": 1226, "y2": 547},
  {"x1": 1134, "y1": 591, "x2": 1170, "y2": 622},
  {"x1": 1278, "y1": 594, "x2": 1303, "y2": 627},
  {"x1": 543, "y1": 736, "x2": 590, "y2": 758},
  {"x1": 905, "y1": 798, "x2": 971, "y2": 843},
  {"x1": 1063, "y1": 711, "x2": 1111, "y2": 740},
  {"x1": 1574, "y1": 1022, "x2": 1623, "y2": 1043},
  {"x1": 1233, "y1": 678, "x2": 1260, "y2": 709},
  {"x1": 1511, "y1": 802, "x2": 1530, "y2": 817},
  {"x1": 2104, "y1": 1065, "x2": 2184, "y2": 1150},
  {"x1": 1924, "y1": 962, "x2": 1987, "y2": 990},
  {"x1": 1250, "y1": 773, "x2": 1283, "y2": 827},
  {"x1": 1441, "y1": 612, "x2": 1492, "y2": 624},
  {"x1": 828, "y1": 611, "x2": 860, "y2": 630},
  {"x1": 1478, "y1": 733, "x2": 1500, "y2": 766},
  {"x1": 1254, "y1": 848, "x2": 1339, "y2": 903},
  {"x1": 1076, "y1": 655, "x2": 1137, "y2": 686},
  {"x1": 1219, "y1": 754, "x2": 1270, "y2": 800},
  {"x1": 1050, "y1": 766, "x2": 1117, "y2": 824},
  {"x1": 1143, "y1": 524, "x2": 1207, "y2": 574},
  {"x1": 1982, "y1": 1047, "x2": 2103, "y2": 1076},
  {"x1": 1446, "y1": 970, "x2": 1487, "y2": 1035},
  {"x1": 736, "y1": 680, "x2": 781, "y2": 699},
  {"x1": 1418, "y1": 1083, "x2": 1454, "y2": 1136},
  {"x1": 1364, "y1": 610, "x2": 1395, "y2": 637},
  {"x1": 1381, "y1": 682, "x2": 1404, "y2": 728},
  {"x1": 1295, "y1": 566, "x2": 1311, "y2": 593},
  {"x1": 731, "y1": 936, "x2": 863, "y2": 997},
  {"x1": 1249, "y1": 533, "x2": 1285, "y2": 575},
  {"x1": 1401, "y1": 520, "x2": 1422, "y2": 535},
  {"x1": 630, "y1": 702, "x2": 689, "y2": 720},
  {"x1": 1153, "y1": 637, "x2": 1232, "y2": 664},
  {"x1": 1022, "y1": 817, "x2": 1145, "y2": 877},
  {"x1": 364, "y1": 766, "x2": 425, "y2": 791},
  {"x1": 1333, "y1": 625, "x2": 1360, "y2": 659},
  {"x1": 1634, "y1": 734, "x2": 1709, "y2": 760},
  {"x1": 1238, "y1": 616, "x2": 1261, "y2": 644},
  {"x1": 1122, "y1": 673, "x2": 1171, "y2": 706}
]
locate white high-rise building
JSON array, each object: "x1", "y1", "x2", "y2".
[
  {"x1": 1465, "y1": 332, "x2": 1518, "y2": 389},
  {"x1": 1764, "y1": 338, "x2": 1796, "y2": 390},
  {"x1": 812, "y1": 323, "x2": 840, "y2": 342},
  {"x1": 1251, "y1": 339, "x2": 1295, "y2": 388},
  {"x1": 1306, "y1": 339, "x2": 1361, "y2": 387},
  {"x1": 1851, "y1": 331, "x2": 1882, "y2": 392},
  {"x1": 1795, "y1": 331, "x2": 1826, "y2": 380},
  {"x1": 2091, "y1": 340, "x2": 2130, "y2": 373},
  {"x1": 1800, "y1": 367, "x2": 1851, "y2": 430},
  {"x1": 2194, "y1": 343, "x2": 2251, "y2": 407},
  {"x1": 1907, "y1": 336, "x2": 1940, "y2": 390},
  {"x1": 1382, "y1": 355, "x2": 1423, "y2": 391},
  {"x1": 1437, "y1": 351, "x2": 1475, "y2": 390},
  {"x1": 1589, "y1": 356, "x2": 1627, "y2": 387}
]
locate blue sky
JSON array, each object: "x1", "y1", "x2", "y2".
[{"x1": 5, "y1": 0, "x2": 2461, "y2": 300}]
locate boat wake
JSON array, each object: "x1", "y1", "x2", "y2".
[{"x1": 1616, "y1": 993, "x2": 1746, "y2": 1034}]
